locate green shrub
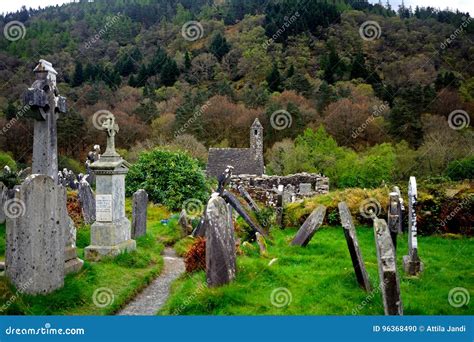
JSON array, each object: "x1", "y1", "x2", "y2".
[
  {"x1": 59, "y1": 155, "x2": 85, "y2": 174},
  {"x1": 0, "y1": 151, "x2": 16, "y2": 170},
  {"x1": 126, "y1": 149, "x2": 210, "y2": 211},
  {"x1": 445, "y1": 156, "x2": 474, "y2": 181}
]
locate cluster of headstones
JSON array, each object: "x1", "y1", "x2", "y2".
[{"x1": 3, "y1": 60, "x2": 148, "y2": 296}]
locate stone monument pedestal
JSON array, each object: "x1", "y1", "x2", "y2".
[
  {"x1": 84, "y1": 114, "x2": 135, "y2": 261},
  {"x1": 403, "y1": 254, "x2": 424, "y2": 275}
]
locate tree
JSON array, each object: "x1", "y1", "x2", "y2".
[
  {"x1": 266, "y1": 63, "x2": 282, "y2": 92},
  {"x1": 72, "y1": 61, "x2": 84, "y2": 87},
  {"x1": 160, "y1": 59, "x2": 180, "y2": 87},
  {"x1": 209, "y1": 32, "x2": 231, "y2": 61},
  {"x1": 184, "y1": 51, "x2": 192, "y2": 70}
]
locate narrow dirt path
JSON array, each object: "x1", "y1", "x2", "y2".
[{"x1": 117, "y1": 247, "x2": 185, "y2": 316}]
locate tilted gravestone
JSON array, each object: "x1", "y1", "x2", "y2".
[
  {"x1": 192, "y1": 210, "x2": 208, "y2": 237},
  {"x1": 237, "y1": 185, "x2": 260, "y2": 213},
  {"x1": 0, "y1": 181, "x2": 7, "y2": 224},
  {"x1": 178, "y1": 209, "x2": 191, "y2": 237},
  {"x1": 403, "y1": 177, "x2": 423, "y2": 275},
  {"x1": 338, "y1": 202, "x2": 371, "y2": 292},
  {"x1": 131, "y1": 189, "x2": 148, "y2": 239},
  {"x1": 373, "y1": 218, "x2": 403, "y2": 315},
  {"x1": 291, "y1": 205, "x2": 326, "y2": 247},
  {"x1": 276, "y1": 184, "x2": 284, "y2": 228},
  {"x1": 85, "y1": 113, "x2": 136, "y2": 260},
  {"x1": 387, "y1": 190, "x2": 403, "y2": 251},
  {"x1": 206, "y1": 194, "x2": 236, "y2": 287},
  {"x1": 6, "y1": 175, "x2": 64, "y2": 294},
  {"x1": 78, "y1": 179, "x2": 96, "y2": 224}
]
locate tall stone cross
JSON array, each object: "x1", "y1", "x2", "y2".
[
  {"x1": 23, "y1": 59, "x2": 67, "y2": 183},
  {"x1": 403, "y1": 176, "x2": 424, "y2": 275},
  {"x1": 101, "y1": 113, "x2": 120, "y2": 157}
]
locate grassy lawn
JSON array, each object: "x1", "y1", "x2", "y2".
[
  {"x1": 159, "y1": 227, "x2": 474, "y2": 315},
  {"x1": 0, "y1": 203, "x2": 171, "y2": 315}
]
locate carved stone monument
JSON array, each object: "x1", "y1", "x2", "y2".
[
  {"x1": 131, "y1": 189, "x2": 148, "y2": 239},
  {"x1": 387, "y1": 190, "x2": 402, "y2": 251},
  {"x1": 403, "y1": 176, "x2": 424, "y2": 275},
  {"x1": 85, "y1": 112, "x2": 136, "y2": 260}
]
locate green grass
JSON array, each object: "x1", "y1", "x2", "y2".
[
  {"x1": 159, "y1": 227, "x2": 474, "y2": 315},
  {"x1": 0, "y1": 203, "x2": 173, "y2": 315}
]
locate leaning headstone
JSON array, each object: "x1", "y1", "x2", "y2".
[
  {"x1": 276, "y1": 185, "x2": 284, "y2": 228},
  {"x1": 291, "y1": 205, "x2": 326, "y2": 247},
  {"x1": 131, "y1": 189, "x2": 148, "y2": 239},
  {"x1": 338, "y1": 202, "x2": 371, "y2": 292},
  {"x1": 238, "y1": 185, "x2": 260, "y2": 213},
  {"x1": 6, "y1": 175, "x2": 64, "y2": 294},
  {"x1": 178, "y1": 209, "x2": 192, "y2": 237},
  {"x1": 192, "y1": 211, "x2": 208, "y2": 237},
  {"x1": 403, "y1": 176, "x2": 424, "y2": 275},
  {"x1": 206, "y1": 194, "x2": 236, "y2": 287},
  {"x1": 78, "y1": 179, "x2": 96, "y2": 224},
  {"x1": 387, "y1": 191, "x2": 402, "y2": 251},
  {"x1": 85, "y1": 113, "x2": 136, "y2": 260},
  {"x1": 0, "y1": 182, "x2": 7, "y2": 224},
  {"x1": 373, "y1": 218, "x2": 403, "y2": 315},
  {"x1": 256, "y1": 232, "x2": 268, "y2": 257}
]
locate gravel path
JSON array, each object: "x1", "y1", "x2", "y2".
[{"x1": 117, "y1": 247, "x2": 185, "y2": 316}]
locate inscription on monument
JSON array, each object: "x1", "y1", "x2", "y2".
[{"x1": 96, "y1": 194, "x2": 112, "y2": 222}]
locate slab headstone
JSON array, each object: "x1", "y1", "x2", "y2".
[
  {"x1": 403, "y1": 176, "x2": 423, "y2": 275},
  {"x1": 338, "y1": 202, "x2": 371, "y2": 292},
  {"x1": 256, "y1": 232, "x2": 268, "y2": 257},
  {"x1": 237, "y1": 185, "x2": 260, "y2": 213},
  {"x1": 192, "y1": 210, "x2": 208, "y2": 237},
  {"x1": 0, "y1": 181, "x2": 7, "y2": 224},
  {"x1": 276, "y1": 185, "x2": 284, "y2": 228},
  {"x1": 78, "y1": 179, "x2": 96, "y2": 224},
  {"x1": 131, "y1": 189, "x2": 148, "y2": 239},
  {"x1": 299, "y1": 183, "x2": 312, "y2": 195},
  {"x1": 291, "y1": 205, "x2": 326, "y2": 247},
  {"x1": 178, "y1": 209, "x2": 191, "y2": 237},
  {"x1": 206, "y1": 194, "x2": 236, "y2": 287},
  {"x1": 387, "y1": 191, "x2": 402, "y2": 251},
  {"x1": 373, "y1": 218, "x2": 403, "y2": 315},
  {"x1": 6, "y1": 175, "x2": 64, "y2": 294},
  {"x1": 85, "y1": 113, "x2": 136, "y2": 260}
]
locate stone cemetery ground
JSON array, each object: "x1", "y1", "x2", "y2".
[{"x1": 0, "y1": 185, "x2": 472, "y2": 315}]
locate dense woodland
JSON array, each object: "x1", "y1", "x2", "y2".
[{"x1": 0, "y1": 0, "x2": 472, "y2": 187}]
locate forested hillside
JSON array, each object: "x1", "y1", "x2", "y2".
[{"x1": 0, "y1": 0, "x2": 472, "y2": 186}]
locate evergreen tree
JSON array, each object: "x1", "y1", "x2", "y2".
[
  {"x1": 350, "y1": 51, "x2": 369, "y2": 80},
  {"x1": 286, "y1": 64, "x2": 295, "y2": 78},
  {"x1": 209, "y1": 32, "x2": 230, "y2": 61},
  {"x1": 160, "y1": 59, "x2": 180, "y2": 87},
  {"x1": 72, "y1": 61, "x2": 84, "y2": 87},
  {"x1": 266, "y1": 63, "x2": 282, "y2": 92},
  {"x1": 184, "y1": 51, "x2": 192, "y2": 70}
]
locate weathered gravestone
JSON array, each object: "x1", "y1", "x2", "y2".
[
  {"x1": 61, "y1": 185, "x2": 84, "y2": 274},
  {"x1": 85, "y1": 113, "x2": 136, "y2": 260},
  {"x1": 387, "y1": 190, "x2": 403, "y2": 251},
  {"x1": 256, "y1": 232, "x2": 268, "y2": 257},
  {"x1": 338, "y1": 202, "x2": 371, "y2": 292},
  {"x1": 238, "y1": 185, "x2": 260, "y2": 213},
  {"x1": 6, "y1": 175, "x2": 64, "y2": 294},
  {"x1": 206, "y1": 194, "x2": 236, "y2": 287},
  {"x1": 291, "y1": 205, "x2": 326, "y2": 247},
  {"x1": 131, "y1": 189, "x2": 148, "y2": 239},
  {"x1": 178, "y1": 209, "x2": 192, "y2": 237},
  {"x1": 78, "y1": 179, "x2": 95, "y2": 224},
  {"x1": 373, "y1": 218, "x2": 403, "y2": 315},
  {"x1": 192, "y1": 209, "x2": 208, "y2": 238},
  {"x1": 403, "y1": 177, "x2": 424, "y2": 275},
  {"x1": 0, "y1": 182, "x2": 7, "y2": 224},
  {"x1": 299, "y1": 183, "x2": 312, "y2": 195},
  {"x1": 276, "y1": 185, "x2": 284, "y2": 228}
]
